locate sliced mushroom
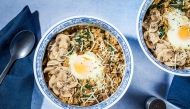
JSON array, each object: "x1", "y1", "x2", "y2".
[
  {"x1": 52, "y1": 46, "x2": 59, "y2": 57},
  {"x1": 57, "y1": 81, "x2": 64, "y2": 89},
  {"x1": 56, "y1": 54, "x2": 67, "y2": 62},
  {"x1": 142, "y1": 17, "x2": 151, "y2": 30},
  {"x1": 164, "y1": 61, "x2": 175, "y2": 66},
  {"x1": 56, "y1": 70, "x2": 68, "y2": 82},
  {"x1": 47, "y1": 60, "x2": 60, "y2": 66},
  {"x1": 149, "y1": 32, "x2": 160, "y2": 45},
  {"x1": 60, "y1": 87, "x2": 74, "y2": 97},
  {"x1": 52, "y1": 47, "x2": 68, "y2": 62},
  {"x1": 59, "y1": 47, "x2": 68, "y2": 55},
  {"x1": 59, "y1": 67, "x2": 71, "y2": 75},
  {"x1": 49, "y1": 75, "x2": 57, "y2": 88},
  {"x1": 145, "y1": 41, "x2": 155, "y2": 50},
  {"x1": 56, "y1": 71, "x2": 63, "y2": 81},
  {"x1": 48, "y1": 52, "x2": 56, "y2": 60},
  {"x1": 149, "y1": 23, "x2": 158, "y2": 32},
  {"x1": 151, "y1": 16, "x2": 161, "y2": 24},
  {"x1": 55, "y1": 67, "x2": 70, "y2": 81},
  {"x1": 159, "y1": 40, "x2": 171, "y2": 48},
  {"x1": 47, "y1": 39, "x2": 56, "y2": 51},
  {"x1": 154, "y1": 43, "x2": 168, "y2": 56},
  {"x1": 143, "y1": 31, "x2": 149, "y2": 40},
  {"x1": 175, "y1": 50, "x2": 186, "y2": 66},
  {"x1": 43, "y1": 66, "x2": 55, "y2": 74},
  {"x1": 65, "y1": 77, "x2": 78, "y2": 88},
  {"x1": 56, "y1": 34, "x2": 70, "y2": 49},
  {"x1": 52, "y1": 84, "x2": 60, "y2": 95},
  {"x1": 157, "y1": 49, "x2": 174, "y2": 62},
  {"x1": 150, "y1": 9, "x2": 161, "y2": 24}
]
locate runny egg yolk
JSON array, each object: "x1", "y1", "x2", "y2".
[
  {"x1": 69, "y1": 52, "x2": 104, "y2": 80},
  {"x1": 74, "y1": 57, "x2": 91, "y2": 75},
  {"x1": 178, "y1": 25, "x2": 190, "y2": 40}
]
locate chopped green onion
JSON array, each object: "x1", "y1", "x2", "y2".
[
  {"x1": 159, "y1": 26, "x2": 166, "y2": 39},
  {"x1": 169, "y1": 0, "x2": 185, "y2": 10}
]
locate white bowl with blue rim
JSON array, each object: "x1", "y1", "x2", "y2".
[
  {"x1": 33, "y1": 16, "x2": 134, "y2": 109},
  {"x1": 136, "y1": 0, "x2": 190, "y2": 76}
]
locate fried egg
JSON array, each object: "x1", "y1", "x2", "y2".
[
  {"x1": 164, "y1": 9, "x2": 190, "y2": 49},
  {"x1": 69, "y1": 52, "x2": 104, "y2": 81}
]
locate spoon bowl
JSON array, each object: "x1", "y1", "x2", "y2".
[{"x1": 0, "y1": 30, "x2": 35, "y2": 84}]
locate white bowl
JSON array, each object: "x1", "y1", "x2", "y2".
[
  {"x1": 136, "y1": 0, "x2": 190, "y2": 76},
  {"x1": 33, "y1": 16, "x2": 134, "y2": 109}
]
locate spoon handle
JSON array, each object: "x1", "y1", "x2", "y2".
[{"x1": 0, "y1": 57, "x2": 15, "y2": 84}]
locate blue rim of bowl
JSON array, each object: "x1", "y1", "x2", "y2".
[
  {"x1": 136, "y1": 0, "x2": 190, "y2": 76},
  {"x1": 33, "y1": 16, "x2": 134, "y2": 109}
]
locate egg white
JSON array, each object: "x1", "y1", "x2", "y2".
[
  {"x1": 164, "y1": 9, "x2": 190, "y2": 49},
  {"x1": 69, "y1": 52, "x2": 104, "y2": 81}
]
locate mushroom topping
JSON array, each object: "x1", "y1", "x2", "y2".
[
  {"x1": 59, "y1": 67, "x2": 71, "y2": 75},
  {"x1": 52, "y1": 46, "x2": 59, "y2": 57},
  {"x1": 142, "y1": 17, "x2": 151, "y2": 30},
  {"x1": 150, "y1": 9, "x2": 161, "y2": 24},
  {"x1": 47, "y1": 39, "x2": 56, "y2": 51},
  {"x1": 43, "y1": 66, "x2": 55, "y2": 74},
  {"x1": 47, "y1": 60, "x2": 61, "y2": 66},
  {"x1": 175, "y1": 50, "x2": 186, "y2": 66},
  {"x1": 48, "y1": 52, "x2": 56, "y2": 60},
  {"x1": 143, "y1": 31, "x2": 149, "y2": 40},
  {"x1": 57, "y1": 81, "x2": 64, "y2": 89},
  {"x1": 149, "y1": 32, "x2": 160, "y2": 45},
  {"x1": 48, "y1": 66, "x2": 78, "y2": 97},
  {"x1": 164, "y1": 61, "x2": 175, "y2": 67},
  {"x1": 154, "y1": 43, "x2": 168, "y2": 56},
  {"x1": 144, "y1": 32, "x2": 160, "y2": 45},
  {"x1": 52, "y1": 46, "x2": 68, "y2": 62},
  {"x1": 56, "y1": 34, "x2": 70, "y2": 49},
  {"x1": 59, "y1": 48, "x2": 68, "y2": 56},
  {"x1": 56, "y1": 55, "x2": 67, "y2": 62},
  {"x1": 157, "y1": 49, "x2": 174, "y2": 62},
  {"x1": 54, "y1": 67, "x2": 70, "y2": 81},
  {"x1": 159, "y1": 40, "x2": 171, "y2": 48},
  {"x1": 65, "y1": 77, "x2": 78, "y2": 88},
  {"x1": 49, "y1": 75, "x2": 57, "y2": 88},
  {"x1": 56, "y1": 70, "x2": 67, "y2": 81},
  {"x1": 52, "y1": 84, "x2": 60, "y2": 95},
  {"x1": 60, "y1": 87, "x2": 74, "y2": 97},
  {"x1": 149, "y1": 23, "x2": 158, "y2": 32},
  {"x1": 145, "y1": 41, "x2": 155, "y2": 50}
]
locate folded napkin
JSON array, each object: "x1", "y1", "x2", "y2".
[
  {"x1": 0, "y1": 6, "x2": 38, "y2": 109},
  {"x1": 167, "y1": 76, "x2": 190, "y2": 109}
]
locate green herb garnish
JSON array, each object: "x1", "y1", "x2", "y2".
[
  {"x1": 149, "y1": 0, "x2": 165, "y2": 9},
  {"x1": 108, "y1": 45, "x2": 115, "y2": 52},
  {"x1": 85, "y1": 84, "x2": 92, "y2": 90},
  {"x1": 159, "y1": 26, "x2": 166, "y2": 39},
  {"x1": 68, "y1": 45, "x2": 74, "y2": 55},
  {"x1": 169, "y1": 0, "x2": 185, "y2": 10}
]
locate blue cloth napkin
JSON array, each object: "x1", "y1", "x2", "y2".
[
  {"x1": 0, "y1": 6, "x2": 38, "y2": 109},
  {"x1": 167, "y1": 76, "x2": 190, "y2": 109}
]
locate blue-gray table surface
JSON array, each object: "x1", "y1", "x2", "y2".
[{"x1": 0, "y1": 0, "x2": 178, "y2": 109}]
